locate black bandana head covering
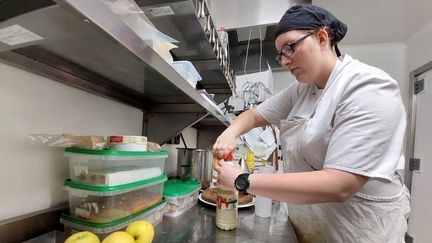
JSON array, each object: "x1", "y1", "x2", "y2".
[{"x1": 275, "y1": 4, "x2": 347, "y2": 56}]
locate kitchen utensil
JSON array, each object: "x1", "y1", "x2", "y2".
[
  {"x1": 200, "y1": 0, "x2": 206, "y2": 18},
  {"x1": 177, "y1": 148, "x2": 213, "y2": 189},
  {"x1": 211, "y1": 28, "x2": 217, "y2": 46},
  {"x1": 205, "y1": 15, "x2": 212, "y2": 37},
  {"x1": 208, "y1": 26, "x2": 214, "y2": 44},
  {"x1": 195, "y1": 0, "x2": 202, "y2": 18},
  {"x1": 213, "y1": 38, "x2": 219, "y2": 53}
]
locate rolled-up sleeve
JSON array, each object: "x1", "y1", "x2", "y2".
[
  {"x1": 257, "y1": 83, "x2": 298, "y2": 128},
  {"x1": 323, "y1": 75, "x2": 406, "y2": 181}
]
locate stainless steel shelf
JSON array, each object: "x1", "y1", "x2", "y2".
[
  {"x1": 140, "y1": 0, "x2": 236, "y2": 104},
  {"x1": 0, "y1": 0, "x2": 231, "y2": 143}
]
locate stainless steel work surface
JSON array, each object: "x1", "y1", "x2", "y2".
[
  {"x1": 154, "y1": 201, "x2": 299, "y2": 243},
  {"x1": 22, "y1": 230, "x2": 68, "y2": 243}
]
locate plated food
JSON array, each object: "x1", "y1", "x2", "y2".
[{"x1": 201, "y1": 187, "x2": 253, "y2": 205}]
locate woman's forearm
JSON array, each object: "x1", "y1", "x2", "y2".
[
  {"x1": 213, "y1": 108, "x2": 269, "y2": 159},
  {"x1": 222, "y1": 108, "x2": 269, "y2": 137},
  {"x1": 248, "y1": 169, "x2": 368, "y2": 204}
]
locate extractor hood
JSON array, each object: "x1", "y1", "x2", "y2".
[{"x1": 207, "y1": 0, "x2": 311, "y2": 74}]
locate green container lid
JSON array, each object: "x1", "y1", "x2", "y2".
[
  {"x1": 65, "y1": 147, "x2": 168, "y2": 157},
  {"x1": 61, "y1": 198, "x2": 166, "y2": 228},
  {"x1": 163, "y1": 179, "x2": 201, "y2": 197},
  {"x1": 64, "y1": 174, "x2": 167, "y2": 192}
]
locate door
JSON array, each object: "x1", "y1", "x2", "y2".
[{"x1": 406, "y1": 67, "x2": 432, "y2": 243}]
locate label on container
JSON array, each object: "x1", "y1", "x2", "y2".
[
  {"x1": 149, "y1": 6, "x2": 174, "y2": 16},
  {"x1": 0, "y1": 24, "x2": 44, "y2": 46},
  {"x1": 108, "y1": 135, "x2": 147, "y2": 144},
  {"x1": 109, "y1": 136, "x2": 124, "y2": 143},
  {"x1": 217, "y1": 195, "x2": 237, "y2": 210},
  {"x1": 216, "y1": 193, "x2": 238, "y2": 230}
]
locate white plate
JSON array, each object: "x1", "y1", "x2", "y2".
[{"x1": 198, "y1": 193, "x2": 255, "y2": 208}]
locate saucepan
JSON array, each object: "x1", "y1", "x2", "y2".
[{"x1": 177, "y1": 148, "x2": 213, "y2": 189}]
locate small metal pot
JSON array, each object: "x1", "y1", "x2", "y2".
[{"x1": 177, "y1": 148, "x2": 213, "y2": 189}]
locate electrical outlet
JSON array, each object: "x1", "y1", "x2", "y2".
[{"x1": 410, "y1": 158, "x2": 422, "y2": 173}]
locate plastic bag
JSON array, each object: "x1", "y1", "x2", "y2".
[
  {"x1": 101, "y1": 0, "x2": 178, "y2": 44},
  {"x1": 29, "y1": 134, "x2": 105, "y2": 150},
  {"x1": 147, "y1": 141, "x2": 161, "y2": 152},
  {"x1": 101, "y1": 0, "x2": 178, "y2": 63}
]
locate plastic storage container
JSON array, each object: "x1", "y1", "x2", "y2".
[
  {"x1": 107, "y1": 135, "x2": 148, "y2": 151},
  {"x1": 64, "y1": 174, "x2": 167, "y2": 223},
  {"x1": 64, "y1": 147, "x2": 167, "y2": 186},
  {"x1": 61, "y1": 198, "x2": 166, "y2": 240},
  {"x1": 163, "y1": 179, "x2": 201, "y2": 217},
  {"x1": 171, "y1": 61, "x2": 202, "y2": 88}
]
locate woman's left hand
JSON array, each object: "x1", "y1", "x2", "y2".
[{"x1": 213, "y1": 159, "x2": 243, "y2": 190}]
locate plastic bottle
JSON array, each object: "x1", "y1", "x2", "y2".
[
  {"x1": 218, "y1": 26, "x2": 229, "y2": 59},
  {"x1": 215, "y1": 153, "x2": 238, "y2": 230},
  {"x1": 246, "y1": 150, "x2": 255, "y2": 173}
]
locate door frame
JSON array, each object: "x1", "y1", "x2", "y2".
[{"x1": 405, "y1": 60, "x2": 432, "y2": 190}]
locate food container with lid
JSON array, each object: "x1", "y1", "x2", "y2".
[
  {"x1": 64, "y1": 174, "x2": 167, "y2": 223},
  {"x1": 61, "y1": 198, "x2": 166, "y2": 240},
  {"x1": 170, "y1": 61, "x2": 202, "y2": 88},
  {"x1": 107, "y1": 135, "x2": 147, "y2": 151},
  {"x1": 64, "y1": 147, "x2": 167, "y2": 186},
  {"x1": 163, "y1": 179, "x2": 201, "y2": 217}
]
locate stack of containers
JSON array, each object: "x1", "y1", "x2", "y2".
[
  {"x1": 163, "y1": 179, "x2": 201, "y2": 217},
  {"x1": 60, "y1": 147, "x2": 168, "y2": 238}
]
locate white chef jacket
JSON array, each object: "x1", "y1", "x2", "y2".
[{"x1": 257, "y1": 54, "x2": 406, "y2": 199}]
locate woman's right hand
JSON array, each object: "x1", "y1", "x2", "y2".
[
  {"x1": 212, "y1": 108, "x2": 267, "y2": 160},
  {"x1": 212, "y1": 132, "x2": 237, "y2": 160}
]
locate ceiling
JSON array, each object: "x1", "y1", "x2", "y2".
[
  {"x1": 208, "y1": 0, "x2": 432, "y2": 45},
  {"x1": 315, "y1": 0, "x2": 432, "y2": 44}
]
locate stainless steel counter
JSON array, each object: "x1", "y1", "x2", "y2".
[
  {"x1": 154, "y1": 201, "x2": 299, "y2": 243},
  {"x1": 8, "y1": 201, "x2": 299, "y2": 243}
]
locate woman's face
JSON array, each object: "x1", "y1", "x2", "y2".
[{"x1": 275, "y1": 30, "x2": 325, "y2": 84}]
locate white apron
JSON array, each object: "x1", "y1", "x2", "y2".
[{"x1": 280, "y1": 115, "x2": 410, "y2": 243}]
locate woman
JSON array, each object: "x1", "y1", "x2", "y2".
[{"x1": 212, "y1": 4, "x2": 410, "y2": 243}]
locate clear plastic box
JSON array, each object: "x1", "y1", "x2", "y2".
[
  {"x1": 163, "y1": 179, "x2": 201, "y2": 217},
  {"x1": 64, "y1": 174, "x2": 167, "y2": 223},
  {"x1": 61, "y1": 198, "x2": 166, "y2": 240},
  {"x1": 64, "y1": 147, "x2": 167, "y2": 186},
  {"x1": 171, "y1": 61, "x2": 202, "y2": 88}
]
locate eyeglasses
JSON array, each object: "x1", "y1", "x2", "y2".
[{"x1": 275, "y1": 32, "x2": 315, "y2": 64}]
